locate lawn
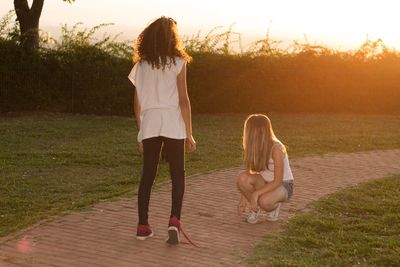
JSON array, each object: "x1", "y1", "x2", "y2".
[
  {"x1": 247, "y1": 175, "x2": 400, "y2": 266},
  {"x1": 1, "y1": 113, "x2": 400, "y2": 237}
]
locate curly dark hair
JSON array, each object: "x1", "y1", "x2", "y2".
[{"x1": 133, "y1": 16, "x2": 192, "y2": 69}]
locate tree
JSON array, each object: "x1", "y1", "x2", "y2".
[{"x1": 14, "y1": 0, "x2": 74, "y2": 53}]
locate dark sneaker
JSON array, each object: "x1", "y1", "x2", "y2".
[
  {"x1": 166, "y1": 216, "x2": 181, "y2": 245},
  {"x1": 136, "y1": 224, "x2": 154, "y2": 240}
]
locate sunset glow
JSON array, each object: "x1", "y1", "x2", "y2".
[{"x1": 1, "y1": 0, "x2": 400, "y2": 49}]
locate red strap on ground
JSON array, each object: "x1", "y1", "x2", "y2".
[{"x1": 180, "y1": 224, "x2": 200, "y2": 248}]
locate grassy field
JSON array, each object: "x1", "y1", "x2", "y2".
[
  {"x1": 247, "y1": 175, "x2": 400, "y2": 266},
  {"x1": 1, "y1": 113, "x2": 400, "y2": 237}
]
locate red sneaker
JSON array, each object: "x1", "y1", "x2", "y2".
[
  {"x1": 166, "y1": 216, "x2": 199, "y2": 247},
  {"x1": 136, "y1": 224, "x2": 154, "y2": 241},
  {"x1": 166, "y1": 216, "x2": 181, "y2": 245}
]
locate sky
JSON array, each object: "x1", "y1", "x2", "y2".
[{"x1": 1, "y1": 0, "x2": 400, "y2": 50}]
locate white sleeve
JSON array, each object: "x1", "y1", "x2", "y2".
[
  {"x1": 175, "y1": 58, "x2": 185, "y2": 75},
  {"x1": 128, "y1": 64, "x2": 138, "y2": 85}
]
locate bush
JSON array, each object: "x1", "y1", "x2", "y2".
[
  {"x1": 1, "y1": 14, "x2": 134, "y2": 115},
  {"x1": 1, "y1": 12, "x2": 399, "y2": 115}
]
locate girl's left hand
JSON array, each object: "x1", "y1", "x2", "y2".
[
  {"x1": 250, "y1": 191, "x2": 260, "y2": 211},
  {"x1": 186, "y1": 135, "x2": 197, "y2": 152}
]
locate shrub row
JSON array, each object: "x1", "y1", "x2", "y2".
[
  {"x1": 0, "y1": 40, "x2": 133, "y2": 115},
  {"x1": 187, "y1": 53, "x2": 400, "y2": 114},
  {"x1": 1, "y1": 41, "x2": 399, "y2": 115},
  {"x1": 1, "y1": 14, "x2": 399, "y2": 115}
]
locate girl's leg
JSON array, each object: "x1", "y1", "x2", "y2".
[
  {"x1": 236, "y1": 171, "x2": 265, "y2": 202},
  {"x1": 138, "y1": 137, "x2": 163, "y2": 225},
  {"x1": 163, "y1": 137, "x2": 185, "y2": 219},
  {"x1": 258, "y1": 186, "x2": 287, "y2": 212}
]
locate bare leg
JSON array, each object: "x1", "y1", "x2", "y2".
[
  {"x1": 258, "y1": 185, "x2": 287, "y2": 212},
  {"x1": 236, "y1": 171, "x2": 265, "y2": 202}
]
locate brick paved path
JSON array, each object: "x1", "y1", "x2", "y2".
[{"x1": 1, "y1": 149, "x2": 400, "y2": 267}]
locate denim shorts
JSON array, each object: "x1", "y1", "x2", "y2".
[{"x1": 283, "y1": 180, "x2": 294, "y2": 200}]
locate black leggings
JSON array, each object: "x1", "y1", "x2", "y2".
[{"x1": 138, "y1": 136, "x2": 185, "y2": 225}]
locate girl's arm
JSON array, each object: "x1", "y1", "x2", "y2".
[
  {"x1": 133, "y1": 89, "x2": 143, "y2": 152},
  {"x1": 250, "y1": 145, "x2": 285, "y2": 209},
  {"x1": 177, "y1": 62, "x2": 196, "y2": 152},
  {"x1": 133, "y1": 89, "x2": 141, "y2": 129},
  {"x1": 237, "y1": 194, "x2": 247, "y2": 215}
]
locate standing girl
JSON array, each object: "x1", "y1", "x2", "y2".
[
  {"x1": 236, "y1": 114, "x2": 294, "y2": 223},
  {"x1": 128, "y1": 17, "x2": 196, "y2": 244}
]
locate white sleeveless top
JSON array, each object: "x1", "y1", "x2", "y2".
[
  {"x1": 128, "y1": 57, "x2": 187, "y2": 142},
  {"x1": 259, "y1": 143, "x2": 294, "y2": 183}
]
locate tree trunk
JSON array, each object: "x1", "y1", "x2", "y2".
[{"x1": 14, "y1": 0, "x2": 44, "y2": 53}]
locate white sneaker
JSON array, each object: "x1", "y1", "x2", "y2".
[
  {"x1": 246, "y1": 209, "x2": 260, "y2": 224},
  {"x1": 266, "y1": 203, "x2": 281, "y2": 222}
]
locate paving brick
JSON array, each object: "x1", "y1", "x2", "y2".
[{"x1": 1, "y1": 149, "x2": 400, "y2": 266}]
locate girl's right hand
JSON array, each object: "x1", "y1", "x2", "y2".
[
  {"x1": 237, "y1": 195, "x2": 247, "y2": 215},
  {"x1": 186, "y1": 135, "x2": 196, "y2": 152},
  {"x1": 138, "y1": 142, "x2": 143, "y2": 153}
]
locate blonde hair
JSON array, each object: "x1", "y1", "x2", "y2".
[{"x1": 243, "y1": 114, "x2": 281, "y2": 172}]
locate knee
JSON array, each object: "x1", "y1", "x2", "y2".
[
  {"x1": 258, "y1": 195, "x2": 276, "y2": 211},
  {"x1": 236, "y1": 171, "x2": 249, "y2": 187}
]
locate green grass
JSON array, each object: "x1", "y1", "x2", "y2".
[
  {"x1": 0, "y1": 113, "x2": 399, "y2": 237},
  {"x1": 247, "y1": 175, "x2": 400, "y2": 266}
]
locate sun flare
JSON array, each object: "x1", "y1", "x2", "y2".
[{"x1": 1, "y1": 0, "x2": 400, "y2": 50}]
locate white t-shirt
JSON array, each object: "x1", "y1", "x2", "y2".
[
  {"x1": 128, "y1": 57, "x2": 187, "y2": 142},
  {"x1": 259, "y1": 143, "x2": 294, "y2": 183}
]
